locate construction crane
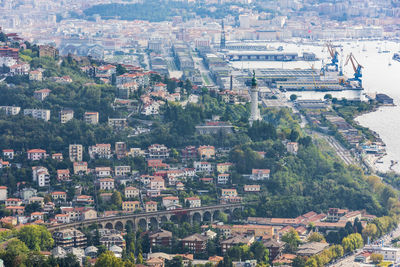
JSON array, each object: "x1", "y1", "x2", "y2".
[
  {"x1": 345, "y1": 53, "x2": 363, "y2": 85},
  {"x1": 326, "y1": 42, "x2": 339, "y2": 66}
]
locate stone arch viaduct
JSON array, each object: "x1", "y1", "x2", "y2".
[{"x1": 48, "y1": 203, "x2": 243, "y2": 232}]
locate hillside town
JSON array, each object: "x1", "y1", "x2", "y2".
[{"x1": 1, "y1": 0, "x2": 400, "y2": 266}]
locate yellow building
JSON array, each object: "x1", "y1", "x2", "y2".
[
  {"x1": 214, "y1": 224, "x2": 274, "y2": 238},
  {"x1": 217, "y1": 162, "x2": 233, "y2": 174},
  {"x1": 198, "y1": 145, "x2": 215, "y2": 160},
  {"x1": 122, "y1": 201, "x2": 140, "y2": 212}
]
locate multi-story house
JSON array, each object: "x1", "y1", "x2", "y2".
[
  {"x1": 39, "y1": 45, "x2": 59, "y2": 58},
  {"x1": 55, "y1": 214, "x2": 70, "y2": 224},
  {"x1": 29, "y1": 69, "x2": 43, "y2": 81},
  {"x1": 147, "y1": 159, "x2": 169, "y2": 170},
  {"x1": 181, "y1": 234, "x2": 208, "y2": 254},
  {"x1": 115, "y1": 142, "x2": 127, "y2": 159},
  {"x1": 221, "y1": 235, "x2": 255, "y2": 254},
  {"x1": 218, "y1": 173, "x2": 230, "y2": 185},
  {"x1": 100, "y1": 233, "x2": 126, "y2": 249},
  {"x1": 122, "y1": 201, "x2": 140, "y2": 212},
  {"x1": 148, "y1": 144, "x2": 169, "y2": 159},
  {"x1": 27, "y1": 149, "x2": 47, "y2": 160},
  {"x1": 6, "y1": 206, "x2": 24, "y2": 215},
  {"x1": 23, "y1": 109, "x2": 50, "y2": 121},
  {"x1": 286, "y1": 142, "x2": 299, "y2": 154},
  {"x1": 194, "y1": 161, "x2": 214, "y2": 174},
  {"x1": 162, "y1": 196, "x2": 181, "y2": 210},
  {"x1": 244, "y1": 185, "x2": 261, "y2": 192},
  {"x1": 53, "y1": 228, "x2": 87, "y2": 248},
  {"x1": 0, "y1": 186, "x2": 7, "y2": 201},
  {"x1": 0, "y1": 46, "x2": 19, "y2": 59},
  {"x1": 69, "y1": 144, "x2": 83, "y2": 162},
  {"x1": 84, "y1": 112, "x2": 99, "y2": 125},
  {"x1": 184, "y1": 168, "x2": 196, "y2": 178},
  {"x1": 198, "y1": 145, "x2": 215, "y2": 160},
  {"x1": 181, "y1": 146, "x2": 198, "y2": 161},
  {"x1": 95, "y1": 167, "x2": 112, "y2": 178},
  {"x1": 149, "y1": 229, "x2": 172, "y2": 248},
  {"x1": 29, "y1": 196, "x2": 44, "y2": 207},
  {"x1": 108, "y1": 118, "x2": 127, "y2": 131},
  {"x1": 52, "y1": 153, "x2": 63, "y2": 161},
  {"x1": 125, "y1": 186, "x2": 139, "y2": 199},
  {"x1": 30, "y1": 212, "x2": 44, "y2": 221},
  {"x1": 33, "y1": 88, "x2": 51, "y2": 101},
  {"x1": 5, "y1": 198, "x2": 22, "y2": 207},
  {"x1": 149, "y1": 176, "x2": 165, "y2": 191},
  {"x1": 95, "y1": 64, "x2": 116, "y2": 79},
  {"x1": 89, "y1": 144, "x2": 112, "y2": 159},
  {"x1": 166, "y1": 170, "x2": 184, "y2": 186},
  {"x1": 51, "y1": 191, "x2": 67, "y2": 202},
  {"x1": 75, "y1": 195, "x2": 94, "y2": 206},
  {"x1": 185, "y1": 197, "x2": 201, "y2": 208},
  {"x1": 73, "y1": 162, "x2": 88, "y2": 175},
  {"x1": 2, "y1": 149, "x2": 14, "y2": 159},
  {"x1": 217, "y1": 163, "x2": 233, "y2": 174},
  {"x1": 115, "y1": 166, "x2": 131, "y2": 177},
  {"x1": 32, "y1": 166, "x2": 50, "y2": 187},
  {"x1": 221, "y1": 189, "x2": 238, "y2": 197},
  {"x1": 145, "y1": 201, "x2": 157, "y2": 212},
  {"x1": 57, "y1": 169, "x2": 70, "y2": 181},
  {"x1": 98, "y1": 178, "x2": 114, "y2": 191},
  {"x1": 0, "y1": 106, "x2": 21, "y2": 115},
  {"x1": 250, "y1": 169, "x2": 270, "y2": 180},
  {"x1": 60, "y1": 109, "x2": 74, "y2": 123},
  {"x1": 128, "y1": 148, "x2": 145, "y2": 157}
]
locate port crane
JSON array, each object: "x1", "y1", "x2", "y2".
[
  {"x1": 325, "y1": 42, "x2": 339, "y2": 71},
  {"x1": 345, "y1": 53, "x2": 363, "y2": 86}
]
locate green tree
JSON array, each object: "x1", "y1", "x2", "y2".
[
  {"x1": 282, "y1": 228, "x2": 301, "y2": 253},
  {"x1": 341, "y1": 233, "x2": 363, "y2": 253},
  {"x1": 292, "y1": 256, "x2": 307, "y2": 267},
  {"x1": 307, "y1": 232, "x2": 326, "y2": 243},
  {"x1": 250, "y1": 241, "x2": 269, "y2": 263},
  {"x1": 0, "y1": 239, "x2": 29, "y2": 267},
  {"x1": 136, "y1": 253, "x2": 143, "y2": 264},
  {"x1": 95, "y1": 251, "x2": 124, "y2": 267},
  {"x1": 362, "y1": 223, "x2": 378, "y2": 241},
  {"x1": 17, "y1": 225, "x2": 54, "y2": 251},
  {"x1": 370, "y1": 253, "x2": 383, "y2": 264},
  {"x1": 111, "y1": 191, "x2": 123, "y2": 207},
  {"x1": 290, "y1": 94, "x2": 297, "y2": 101}
]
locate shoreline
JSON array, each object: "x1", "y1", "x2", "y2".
[{"x1": 354, "y1": 103, "x2": 399, "y2": 174}]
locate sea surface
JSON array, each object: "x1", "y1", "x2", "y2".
[{"x1": 230, "y1": 41, "x2": 400, "y2": 173}]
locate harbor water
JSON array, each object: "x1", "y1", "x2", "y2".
[{"x1": 230, "y1": 41, "x2": 400, "y2": 173}]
